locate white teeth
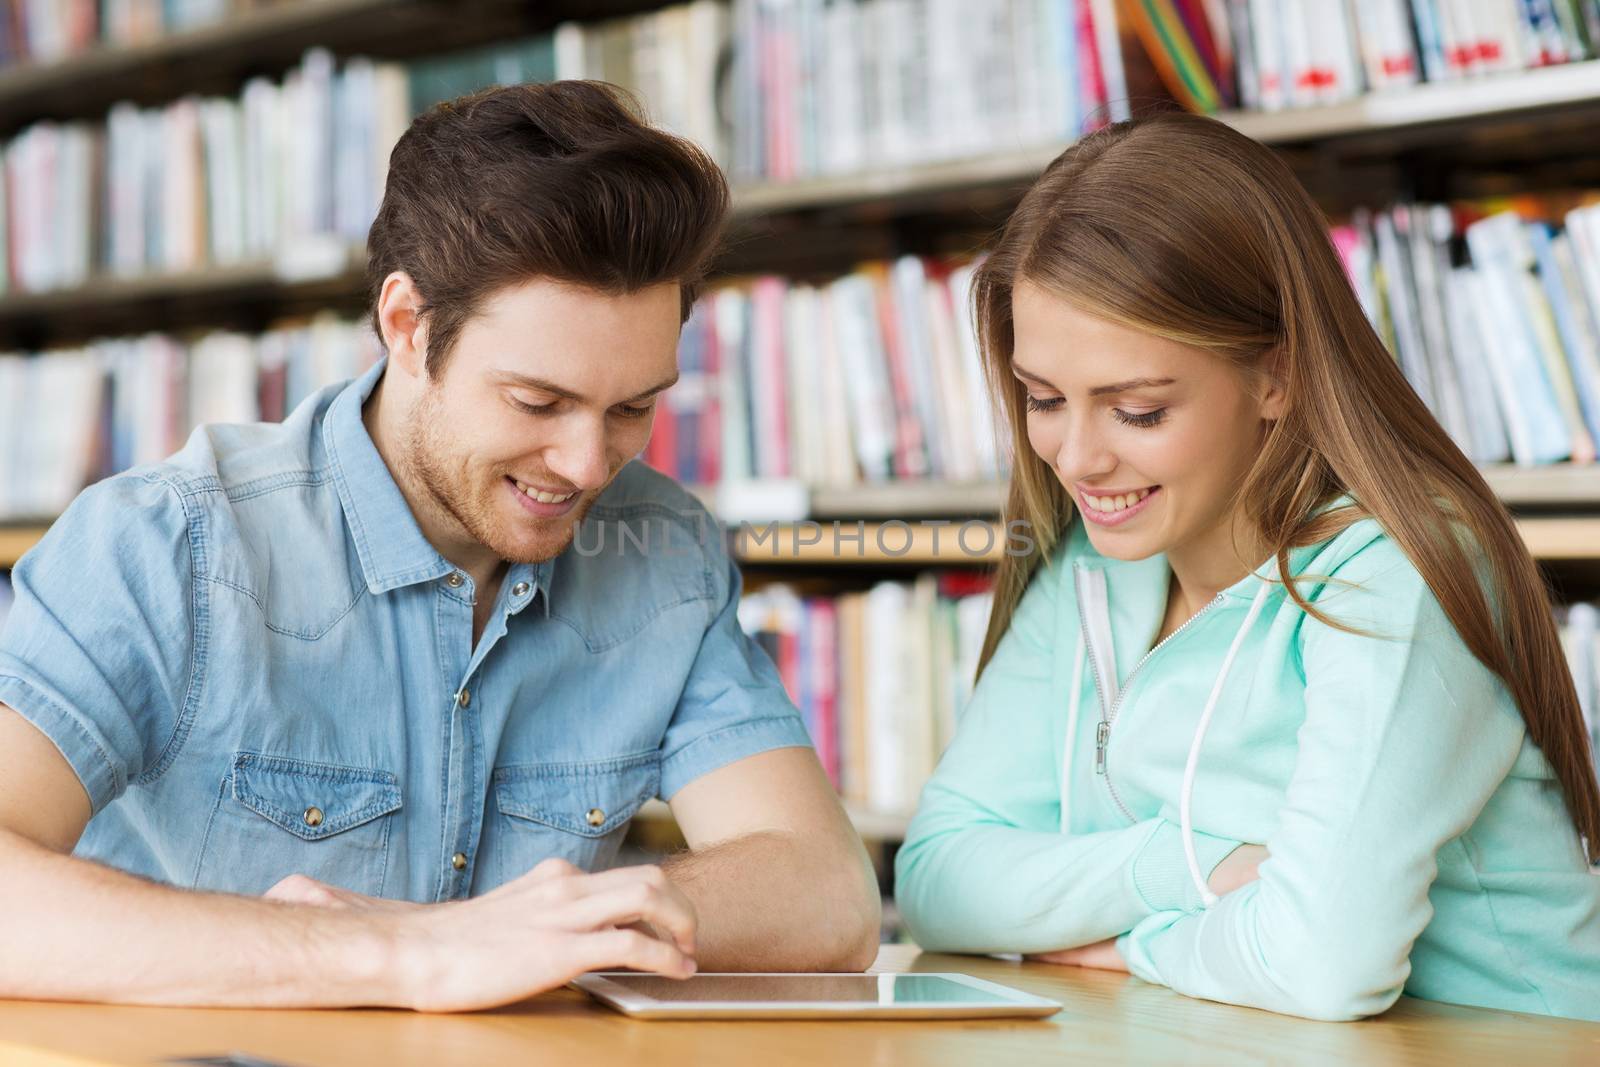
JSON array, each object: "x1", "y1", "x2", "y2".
[
  {"x1": 514, "y1": 480, "x2": 575, "y2": 504},
  {"x1": 1084, "y1": 488, "x2": 1153, "y2": 514}
]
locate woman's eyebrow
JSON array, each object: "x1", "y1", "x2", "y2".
[{"x1": 1088, "y1": 377, "x2": 1176, "y2": 397}]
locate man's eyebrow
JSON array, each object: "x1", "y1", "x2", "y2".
[{"x1": 495, "y1": 371, "x2": 680, "y2": 404}]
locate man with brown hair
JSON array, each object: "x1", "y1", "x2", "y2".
[{"x1": 0, "y1": 82, "x2": 880, "y2": 1012}]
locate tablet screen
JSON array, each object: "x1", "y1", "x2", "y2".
[{"x1": 593, "y1": 974, "x2": 1020, "y2": 1004}]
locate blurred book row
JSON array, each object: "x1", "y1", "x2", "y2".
[
  {"x1": 1333, "y1": 197, "x2": 1600, "y2": 466},
  {"x1": 722, "y1": 0, "x2": 1140, "y2": 183},
  {"x1": 0, "y1": 1, "x2": 734, "y2": 296},
  {"x1": 5, "y1": 48, "x2": 409, "y2": 292},
  {"x1": 0, "y1": 0, "x2": 234, "y2": 64},
  {"x1": 13, "y1": 199, "x2": 1600, "y2": 519},
  {"x1": 15, "y1": 2, "x2": 1600, "y2": 298},
  {"x1": 648, "y1": 257, "x2": 1006, "y2": 489},
  {"x1": 0, "y1": 313, "x2": 378, "y2": 518},
  {"x1": 1558, "y1": 602, "x2": 1600, "y2": 765},
  {"x1": 1126, "y1": 0, "x2": 1600, "y2": 113},
  {"x1": 739, "y1": 572, "x2": 992, "y2": 816}
]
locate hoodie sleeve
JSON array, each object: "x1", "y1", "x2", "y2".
[
  {"x1": 895, "y1": 552, "x2": 1242, "y2": 955},
  {"x1": 1116, "y1": 539, "x2": 1529, "y2": 1020}
]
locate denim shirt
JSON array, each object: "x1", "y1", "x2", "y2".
[{"x1": 0, "y1": 359, "x2": 811, "y2": 902}]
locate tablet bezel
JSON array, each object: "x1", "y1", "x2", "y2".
[{"x1": 570, "y1": 971, "x2": 1064, "y2": 1020}]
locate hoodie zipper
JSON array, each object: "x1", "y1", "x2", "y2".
[{"x1": 1076, "y1": 565, "x2": 1227, "y2": 824}]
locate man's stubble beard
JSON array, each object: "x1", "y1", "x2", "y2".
[{"x1": 401, "y1": 393, "x2": 598, "y2": 565}]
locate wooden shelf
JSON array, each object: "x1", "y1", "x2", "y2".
[
  {"x1": 732, "y1": 520, "x2": 1008, "y2": 567},
  {"x1": 0, "y1": 243, "x2": 369, "y2": 343},
  {"x1": 1479, "y1": 464, "x2": 1600, "y2": 505},
  {"x1": 0, "y1": 526, "x2": 46, "y2": 568},
  {"x1": 702, "y1": 480, "x2": 1009, "y2": 523},
  {"x1": 730, "y1": 144, "x2": 1065, "y2": 218},
  {"x1": 1514, "y1": 517, "x2": 1600, "y2": 560},
  {"x1": 0, "y1": 0, "x2": 670, "y2": 136},
  {"x1": 634, "y1": 798, "x2": 910, "y2": 842},
  {"x1": 0, "y1": 54, "x2": 1595, "y2": 327},
  {"x1": 712, "y1": 468, "x2": 1600, "y2": 522},
  {"x1": 7, "y1": 469, "x2": 1600, "y2": 570},
  {"x1": 1224, "y1": 58, "x2": 1600, "y2": 144},
  {"x1": 0, "y1": 0, "x2": 406, "y2": 132},
  {"x1": 0, "y1": 243, "x2": 366, "y2": 314},
  {"x1": 728, "y1": 60, "x2": 1600, "y2": 217}
]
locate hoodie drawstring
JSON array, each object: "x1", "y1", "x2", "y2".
[
  {"x1": 1061, "y1": 632, "x2": 1085, "y2": 833},
  {"x1": 1181, "y1": 581, "x2": 1272, "y2": 908}
]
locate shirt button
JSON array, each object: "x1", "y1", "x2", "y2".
[
  {"x1": 451, "y1": 852, "x2": 468, "y2": 871},
  {"x1": 511, "y1": 581, "x2": 530, "y2": 598},
  {"x1": 444, "y1": 572, "x2": 465, "y2": 588},
  {"x1": 586, "y1": 808, "x2": 605, "y2": 828},
  {"x1": 303, "y1": 806, "x2": 324, "y2": 828},
  {"x1": 456, "y1": 689, "x2": 471, "y2": 709}
]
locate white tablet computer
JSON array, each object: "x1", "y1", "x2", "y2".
[{"x1": 571, "y1": 972, "x2": 1063, "y2": 1020}]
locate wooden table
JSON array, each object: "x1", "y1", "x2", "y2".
[{"x1": 1, "y1": 944, "x2": 1595, "y2": 1067}]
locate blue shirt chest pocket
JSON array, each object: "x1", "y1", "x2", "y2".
[
  {"x1": 193, "y1": 752, "x2": 403, "y2": 897},
  {"x1": 490, "y1": 752, "x2": 660, "y2": 884}
]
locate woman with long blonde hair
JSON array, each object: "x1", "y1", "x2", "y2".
[{"x1": 894, "y1": 112, "x2": 1600, "y2": 1021}]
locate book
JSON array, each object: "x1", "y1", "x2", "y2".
[
  {"x1": 741, "y1": 573, "x2": 993, "y2": 813},
  {"x1": 0, "y1": 314, "x2": 381, "y2": 520},
  {"x1": 646, "y1": 257, "x2": 1008, "y2": 491},
  {"x1": 1334, "y1": 198, "x2": 1600, "y2": 468}
]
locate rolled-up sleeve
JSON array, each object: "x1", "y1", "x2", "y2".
[
  {"x1": 0, "y1": 473, "x2": 197, "y2": 815},
  {"x1": 657, "y1": 547, "x2": 814, "y2": 800}
]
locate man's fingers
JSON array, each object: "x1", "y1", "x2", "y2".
[
  {"x1": 527, "y1": 857, "x2": 582, "y2": 883},
  {"x1": 546, "y1": 864, "x2": 694, "y2": 912},
  {"x1": 263, "y1": 874, "x2": 348, "y2": 908},
  {"x1": 555, "y1": 883, "x2": 697, "y2": 956},
  {"x1": 573, "y1": 928, "x2": 696, "y2": 980}
]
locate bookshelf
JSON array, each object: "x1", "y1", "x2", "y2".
[
  {"x1": 1, "y1": 64, "x2": 1599, "y2": 337},
  {"x1": 0, "y1": 242, "x2": 369, "y2": 342},
  {"x1": 1224, "y1": 58, "x2": 1600, "y2": 145},
  {"x1": 0, "y1": 0, "x2": 669, "y2": 134},
  {"x1": 7, "y1": 490, "x2": 1600, "y2": 571},
  {"x1": 3, "y1": 2, "x2": 1600, "y2": 855},
  {"x1": 731, "y1": 59, "x2": 1600, "y2": 217},
  {"x1": 0, "y1": 527, "x2": 41, "y2": 569}
]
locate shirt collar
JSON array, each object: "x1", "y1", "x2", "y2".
[
  {"x1": 324, "y1": 359, "x2": 555, "y2": 611},
  {"x1": 322, "y1": 358, "x2": 462, "y2": 595}
]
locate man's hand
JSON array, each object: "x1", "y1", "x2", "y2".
[
  {"x1": 1025, "y1": 939, "x2": 1128, "y2": 972},
  {"x1": 264, "y1": 874, "x2": 425, "y2": 914},
  {"x1": 1208, "y1": 844, "x2": 1270, "y2": 897},
  {"x1": 270, "y1": 858, "x2": 699, "y2": 1012}
]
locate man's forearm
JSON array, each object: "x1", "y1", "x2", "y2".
[
  {"x1": 0, "y1": 828, "x2": 402, "y2": 1008},
  {"x1": 661, "y1": 830, "x2": 881, "y2": 972}
]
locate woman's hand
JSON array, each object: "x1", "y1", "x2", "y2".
[
  {"x1": 1025, "y1": 938, "x2": 1128, "y2": 972},
  {"x1": 1208, "y1": 844, "x2": 1270, "y2": 897},
  {"x1": 1020, "y1": 844, "x2": 1273, "y2": 974}
]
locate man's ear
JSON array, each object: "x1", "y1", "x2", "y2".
[
  {"x1": 377, "y1": 271, "x2": 429, "y2": 380},
  {"x1": 1258, "y1": 349, "x2": 1289, "y2": 421}
]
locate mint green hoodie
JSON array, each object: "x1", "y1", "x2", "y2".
[{"x1": 895, "y1": 515, "x2": 1600, "y2": 1021}]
